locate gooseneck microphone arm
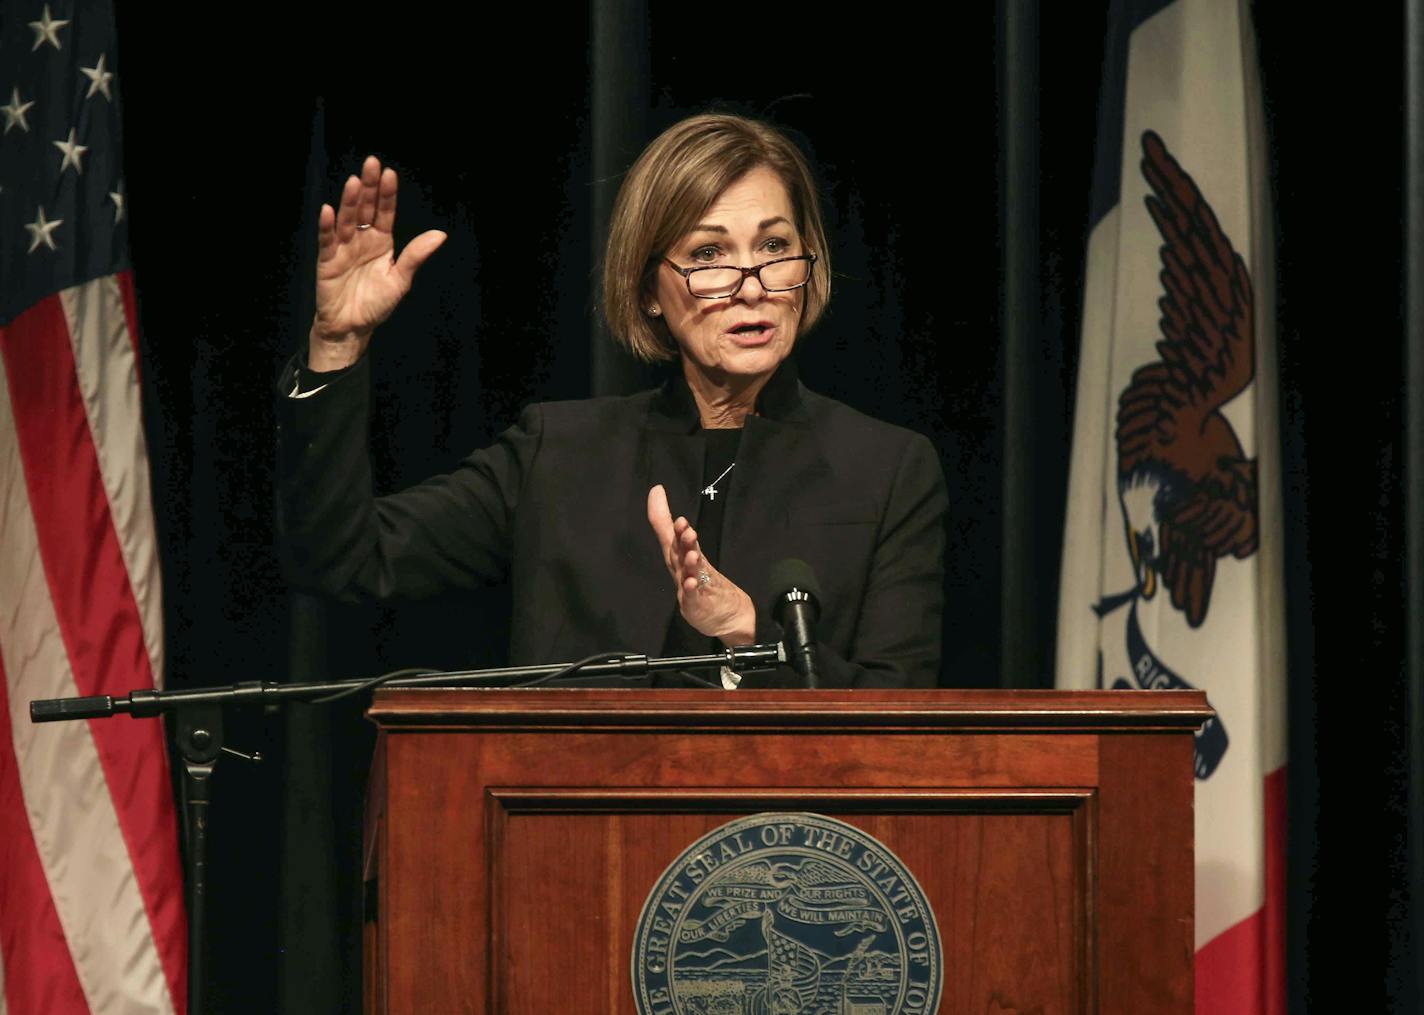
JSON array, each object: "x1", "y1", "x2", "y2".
[{"x1": 27, "y1": 641, "x2": 789, "y2": 723}]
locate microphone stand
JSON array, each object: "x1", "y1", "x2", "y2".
[{"x1": 27, "y1": 642, "x2": 784, "y2": 1015}]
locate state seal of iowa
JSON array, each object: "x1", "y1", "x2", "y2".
[{"x1": 632, "y1": 813, "x2": 943, "y2": 1015}]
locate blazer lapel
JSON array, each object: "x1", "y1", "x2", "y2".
[
  {"x1": 720, "y1": 390, "x2": 825, "y2": 615},
  {"x1": 621, "y1": 380, "x2": 704, "y2": 655}
]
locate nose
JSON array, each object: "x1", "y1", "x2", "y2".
[{"x1": 735, "y1": 267, "x2": 768, "y2": 301}]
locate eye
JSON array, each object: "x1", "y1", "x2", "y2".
[
  {"x1": 690, "y1": 245, "x2": 722, "y2": 263},
  {"x1": 762, "y1": 236, "x2": 792, "y2": 255}
]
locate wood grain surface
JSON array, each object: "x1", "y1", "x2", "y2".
[{"x1": 364, "y1": 689, "x2": 1206, "y2": 1014}]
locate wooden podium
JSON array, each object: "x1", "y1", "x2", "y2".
[{"x1": 363, "y1": 688, "x2": 1210, "y2": 1014}]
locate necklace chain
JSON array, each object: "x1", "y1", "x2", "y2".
[{"x1": 702, "y1": 462, "x2": 736, "y2": 501}]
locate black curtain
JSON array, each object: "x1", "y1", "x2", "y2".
[
  {"x1": 1246, "y1": 5, "x2": 1410, "y2": 1010},
  {"x1": 1408, "y1": 1, "x2": 1424, "y2": 1010},
  {"x1": 112, "y1": 2, "x2": 1415, "y2": 1012}
]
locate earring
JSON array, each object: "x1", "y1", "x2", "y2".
[{"x1": 648, "y1": 305, "x2": 661, "y2": 317}]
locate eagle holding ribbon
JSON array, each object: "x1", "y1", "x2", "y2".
[{"x1": 1114, "y1": 130, "x2": 1260, "y2": 628}]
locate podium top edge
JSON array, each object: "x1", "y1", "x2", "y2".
[{"x1": 366, "y1": 688, "x2": 1214, "y2": 731}]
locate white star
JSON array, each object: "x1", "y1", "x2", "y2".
[
  {"x1": 25, "y1": 206, "x2": 63, "y2": 253},
  {"x1": 53, "y1": 128, "x2": 88, "y2": 175},
  {"x1": 81, "y1": 53, "x2": 115, "y2": 101},
  {"x1": 2, "y1": 87, "x2": 34, "y2": 134},
  {"x1": 28, "y1": 4, "x2": 70, "y2": 51},
  {"x1": 110, "y1": 183, "x2": 125, "y2": 224}
]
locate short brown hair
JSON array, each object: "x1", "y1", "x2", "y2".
[{"x1": 603, "y1": 113, "x2": 832, "y2": 363}]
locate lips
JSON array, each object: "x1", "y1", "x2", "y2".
[{"x1": 726, "y1": 321, "x2": 776, "y2": 345}]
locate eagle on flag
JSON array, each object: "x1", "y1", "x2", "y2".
[{"x1": 1114, "y1": 130, "x2": 1260, "y2": 628}]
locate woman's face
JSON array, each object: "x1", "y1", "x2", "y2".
[{"x1": 653, "y1": 166, "x2": 806, "y2": 386}]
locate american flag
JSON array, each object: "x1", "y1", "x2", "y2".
[{"x1": 0, "y1": 2, "x2": 186, "y2": 1012}]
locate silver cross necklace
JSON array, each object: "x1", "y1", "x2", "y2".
[{"x1": 702, "y1": 462, "x2": 736, "y2": 501}]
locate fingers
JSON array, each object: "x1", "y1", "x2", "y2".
[
  {"x1": 647, "y1": 486, "x2": 714, "y2": 590},
  {"x1": 646, "y1": 491, "x2": 752, "y2": 644},
  {"x1": 333, "y1": 171, "x2": 364, "y2": 241},
  {"x1": 332, "y1": 156, "x2": 382, "y2": 242},
  {"x1": 316, "y1": 203, "x2": 336, "y2": 261},
  {"x1": 682, "y1": 560, "x2": 705, "y2": 594},
  {"x1": 676, "y1": 520, "x2": 700, "y2": 569},
  {"x1": 395, "y1": 229, "x2": 448, "y2": 283},
  {"x1": 374, "y1": 166, "x2": 398, "y2": 233},
  {"x1": 674, "y1": 521, "x2": 711, "y2": 593},
  {"x1": 647, "y1": 485, "x2": 676, "y2": 559},
  {"x1": 324, "y1": 157, "x2": 440, "y2": 281},
  {"x1": 356, "y1": 156, "x2": 381, "y2": 229}
]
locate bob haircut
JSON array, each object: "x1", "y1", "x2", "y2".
[{"x1": 603, "y1": 113, "x2": 832, "y2": 363}]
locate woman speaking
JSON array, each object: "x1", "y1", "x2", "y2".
[{"x1": 276, "y1": 113, "x2": 947, "y2": 688}]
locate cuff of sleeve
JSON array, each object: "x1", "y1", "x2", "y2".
[
  {"x1": 754, "y1": 609, "x2": 782, "y2": 645},
  {"x1": 298, "y1": 360, "x2": 352, "y2": 390},
  {"x1": 277, "y1": 351, "x2": 360, "y2": 399}
]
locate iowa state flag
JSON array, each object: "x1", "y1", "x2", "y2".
[
  {"x1": 1055, "y1": 1, "x2": 1286, "y2": 1012},
  {"x1": 0, "y1": 1, "x2": 186, "y2": 1012}
]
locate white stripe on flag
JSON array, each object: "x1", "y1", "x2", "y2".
[
  {"x1": 58, "y1": 279, "x2": 166, "y2": 691},
  {"x1": 0, "y1": 352, "x2": 177, "y2": 1015}
]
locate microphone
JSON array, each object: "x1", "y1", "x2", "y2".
[{"x1": 767, "y1": 558, "x2": 822, "y2": 689}]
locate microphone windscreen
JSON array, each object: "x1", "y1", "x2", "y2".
[{"x1": 766, "y1": 558, "x2": 821, "y2": 617}]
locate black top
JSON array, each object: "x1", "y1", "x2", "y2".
[{"x1": 662, "y1": 426, "x2": 743, "y2": 661}]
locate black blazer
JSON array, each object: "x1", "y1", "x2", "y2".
[{"x1": 275, "y1": 356, "x2": 947, "y2": 687}]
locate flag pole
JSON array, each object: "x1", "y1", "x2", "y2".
[
  {"x1": 998, "y1": 0, "x2": 1046, "y2": 688},
  {"x1": 1403, "y1": 0, "x2": 1424, "y2": 1007}
]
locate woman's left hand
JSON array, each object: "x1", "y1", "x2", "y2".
[{"x1": 647, "y1": 485, "x2": 757, "y2": 646}]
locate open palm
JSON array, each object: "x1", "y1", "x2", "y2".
[
  {"x1": 309, "y1": 155, "x2": 446, "y2": 369},
  {"x1": 646, "y1": 484, "x2": 756, "y2": 646}
]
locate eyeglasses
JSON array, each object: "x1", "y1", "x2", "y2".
[{"x1": 661, "y1": 253, "x2": 817, "y2": 299}]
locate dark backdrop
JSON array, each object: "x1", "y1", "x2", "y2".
[{"x1": 109, "y1": 2, "x2": 1412, "y2": 1012}]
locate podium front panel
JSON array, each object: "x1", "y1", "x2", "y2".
[{"x1": 365, "y1": 689, "x2": 1205, "y2": 1014}]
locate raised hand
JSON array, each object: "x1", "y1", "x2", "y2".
[
  {"x1": 646, "y1": 485, "x2": 756, "y2": 647},
  {"x1": 308, "y1": 155, "x2": 448, "y2": 371}
]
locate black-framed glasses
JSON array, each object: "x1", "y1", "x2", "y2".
[{"x1": 661, "y1": 253, "x2": 817, "y2": 299}]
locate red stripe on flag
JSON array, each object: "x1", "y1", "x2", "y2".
[
  {"x1": 0, "y1": 652, "x2": 90, "y2": 1014},
  {"x1": 1195, "y1": 765, "x2": 1287, "y2": 1015},
  {"x1": 0, "y1": 294, "x2": 187, "y2": 1011},
  {"x1": 1195, "y1": 909, "x2": 1263, "y2": 1014}
]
